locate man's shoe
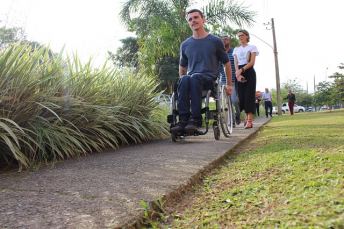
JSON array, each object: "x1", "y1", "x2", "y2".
[
  {"x1": 170, "y1": 121, "x2": 187, "y2": 134},
  {"x1": 270, "y1": 114, "x2": 273, "y2": 117},
  {"x1": 235, "y1": 117, "x2": 241, "y2": 125},
  {"x1": 184, "y1": 119, "x2": 200, "y2": 133}
]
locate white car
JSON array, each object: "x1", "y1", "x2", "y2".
[
  {"x1": 273, "y1": 103, "x2": 305, "y2": 114},
  {"x1": 155, "y1": 94, "x2": 171, "y2": 105}
]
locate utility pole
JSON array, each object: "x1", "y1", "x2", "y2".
[
  {"x1": 264, "y1": 18, "x2": 282, "y2": 115},
  {"x1": 306, "y1": 81, "x2": 308, "y2": 94}
]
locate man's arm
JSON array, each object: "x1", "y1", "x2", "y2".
[
  {"x1": 179, "y1": 65, "x2": 187, "y2": 78},
  {"x1": 223, "y1": 61, "x2": 233, "y2": 95}
]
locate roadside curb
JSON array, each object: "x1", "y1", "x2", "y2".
[{"x1": 124, "y1": 117, "x2": 271, "y2": 228}]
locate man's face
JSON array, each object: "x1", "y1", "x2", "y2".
[
  {"x1": 187, "y1": 11, "x2": 205, "y2": 31},
  {"x1": 222, "y1": 37, "x2": 231, "y2": 46},
  {"x1": 265, "y1": 88, "x2": 269, "y2": 93}
]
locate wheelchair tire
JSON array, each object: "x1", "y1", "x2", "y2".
[
  {"x1": 213, "y1": 122, "x2": 220, "y2": 140},
  {"x1": 218, "y1": 85, "x2": 233, "y2": 138},
  {"x1": 171, "y1": 134, "x2": 178, "y2": 142}
]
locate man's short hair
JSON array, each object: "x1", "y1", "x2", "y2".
[
  {"x1": 187, "y1": 9, "x2": 204, "y2": 18},
  {"x1": 222, "y1": 36, "x2": 231, "y2": 41}
]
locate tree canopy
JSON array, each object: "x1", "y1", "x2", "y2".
[
  {"x1": 328, "y1": 63, "x2": 344, "y2": 106},
  {"x1": 108, "y1": 37, "x2": 139, "y2": 69},
  {"x1": 120, "y1": 0, "x2": 256, "y2": 62},
  {"x1": 117, "y1": 0, "x2": 256, "y2": 92},
  {"x1": 0, "y1": 23, "x2": 26, "y2": 49}
]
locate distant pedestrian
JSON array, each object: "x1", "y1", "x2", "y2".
[
  {"x1": 255, "y1": 92, "x2": 261, "y2": 116},
  {"x1": 262, "y1": 88, "x2": 273, "y2": 118},
  {"x1": 283, "y1": 89, "x2": 296, "y2": 115}
]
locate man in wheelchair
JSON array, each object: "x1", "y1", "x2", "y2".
[{"x1": 170, "y1": 9, "x2": 233, "y2": 135}]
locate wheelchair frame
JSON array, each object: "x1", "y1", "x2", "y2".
[{"x1": 167, "y1": 81, "x2": 234, "y2": 142}]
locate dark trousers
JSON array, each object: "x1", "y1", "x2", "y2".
[
  {"x1": 265, "y1": 101, "x2": 272, "y2": 117},
  {"x1": 177, "y1": 73, "x2": 214, "y2": 125},
  {"x1": 255, "y1": 103, "x2": 260, "y2": 116},
  {"x1": 237, "y1": 65, "x2": 256, "y2": 114},
  {"x1": 288, "y1": 102, "x2": 295, "y2": 115}
]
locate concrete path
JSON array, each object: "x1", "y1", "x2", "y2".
[{"x1": 0, "y1": 117, "x2": 271, "y2": 228}]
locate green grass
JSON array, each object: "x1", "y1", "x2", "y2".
[{"x1": 160, "y1": 109, "x2": 344, "y2": 228}]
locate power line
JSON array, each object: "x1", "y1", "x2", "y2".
[{"x1": 261, "y1": 0, "x2": 270, "y2": 22}]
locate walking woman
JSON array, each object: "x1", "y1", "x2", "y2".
[{"x1": 233, "y1": 30, "x2": 259, "y2": 129}]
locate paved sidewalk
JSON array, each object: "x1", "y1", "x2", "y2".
[{"x1": 0, "y1": 117, "x2": 271, "y2": 228}]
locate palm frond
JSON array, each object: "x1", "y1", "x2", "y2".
[{"x1": 203, "y1": 0, "x2": 257, "y2": 28}]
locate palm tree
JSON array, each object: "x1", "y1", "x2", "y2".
[{"x1": 120, "y1": 0, "x2": 256, "y2": 69}]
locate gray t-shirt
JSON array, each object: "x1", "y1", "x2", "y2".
[{"x1": 180, "y1": 34, "x2": 229, "y2": 79}]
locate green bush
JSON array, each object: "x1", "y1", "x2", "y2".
[{"x1": 0, "y1": 43, "x2": 168, "y2": 169}]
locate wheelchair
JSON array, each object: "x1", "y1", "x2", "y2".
[{"x1": 167, "y1": 79, "x2": 234, "y2": 142}]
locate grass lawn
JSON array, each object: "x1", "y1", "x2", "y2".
[{"x1": 158, "y1": 109, "x2": 344, "y2": 228}]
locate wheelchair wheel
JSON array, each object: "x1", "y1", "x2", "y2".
[
  {"x1": 217, "y1": 85, "x2": 233, "y2": 138},
  {"x1": 213, "y1": 121, "x2": 220, "y2": 140},
  {"x1": 171, "y1": 134, "x2": 179, "y2": 142}
]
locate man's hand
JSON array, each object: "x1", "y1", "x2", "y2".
[{"x1": 225, "y1": 85, "x2": 233, "y2": 96}]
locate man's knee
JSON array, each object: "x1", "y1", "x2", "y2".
[
  {"x1": 179, "y1": 75, "x2": 190, "y2": 84},
  {"x1": 189, "y1": 73, "x2": 203, "y2": 86},
  {"x1": 178, "y1": 75, "x2": 191, "y2": 91}
]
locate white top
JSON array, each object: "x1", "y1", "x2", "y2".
[
  {"x1": 262, "y1": 91, "x2": 272, "y2": 102},
  {"x1": 233, "y1": 44, "x2": 259, "y2": 65}
]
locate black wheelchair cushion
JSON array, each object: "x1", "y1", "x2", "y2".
[{"x1": 203, "y1": 77, "x2": 215, "y2": 90}]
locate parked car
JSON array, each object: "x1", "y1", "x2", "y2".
[
  {"x1": 273, "y1": 103, "x2": 305, "y2": 114},
  {"x1": 332, "y1": 105, "x2": 341, "y2": 109},
  {"x1": 273, "y1": 105, "x2": 287, "y2": 114},
  {"x1": 320, "y1": 106, "x2": 329, "y2": 111},
  {"x1": 156, "y1": 94, "x2": 171, "y2": 105},
  {"x1": 307, "y1": 107, "x2": 313, "y2": 112}
]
